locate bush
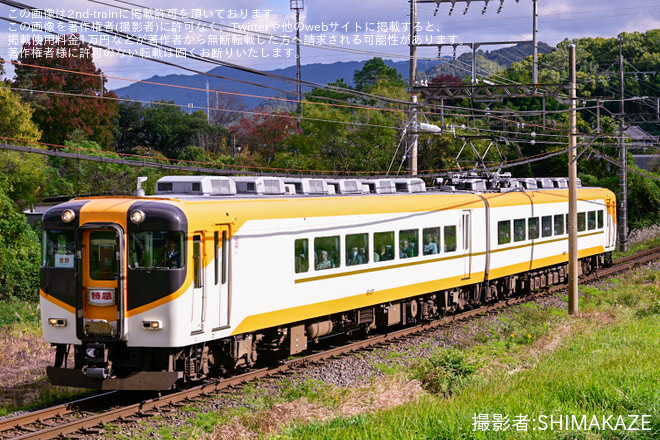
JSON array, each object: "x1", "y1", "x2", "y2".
[
  {"x1": 411, "y1": 348, "x2": 479, "y2": 396},
  {"x1": 0, "y1": 190, "x2": 40, "y2": 301}
]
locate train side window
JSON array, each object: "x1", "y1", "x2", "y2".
[
  {"x1": 315, "y1": 236, "x2": 339, "y2": 270},
  {"x1": 444, "y1": 226, "x2": 457, "y2": 252},
  {"x1": 346, "y1": 233, "x2": 368, "y2": 266},
  {"x1": 374, "y1": 231, "x2": 394, "y2": 262},
  {"x1": 541, "y1": 216, "x2": 552, "y2": 237},
  {"x1": 295, "y1": 239, "x2": 309, "y2": 273},
  {"x1": 399, "y1": 229, "x2": 418, "y2": 258},
  {"x1": 554, "y1": 214, "x2": 565, "y2": 236},
  {"x1": 588, "y1": 211, "x2": 596, "y2": 230},
  {"x1": 221, "y1": 231, "x2": 228, "y2": 284},
  {"x1": 528, "y1": 217, "x2": 539, "y2": 240},
  {"x1": 214, "y1": 232, "x2": 219, "y2": 284},
  {"x1": 577, "y1": 212, "x2": 586, "y2": 232},
  {"x1": 598, "y1": 210, "x2": 604, "y2": 229},
  {"x1": 498, "y1": 220, "x2": 511, "y2": 245},
  {"x1": 423, "y1": 227, "x2": 440, "y2": 255},
  {"x1": 193, "y1": 235, "x2": 202, "y2": 288},
  {"x1": 514, "y1": 219, "x2": 526, "y2": 242}
]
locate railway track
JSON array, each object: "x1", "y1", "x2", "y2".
[{"x1": 3, "y1": 246, "x2": 660, "y2": 440}]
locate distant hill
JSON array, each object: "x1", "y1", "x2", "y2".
[{"x1": 113, "y1": 42, "x2": 553, "y2": 110}]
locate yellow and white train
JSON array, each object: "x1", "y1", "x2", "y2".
[{"x1": 40, "y1": 174, "x2": 616, "y2": 390}]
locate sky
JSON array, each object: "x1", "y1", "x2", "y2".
[{"x1": 0, "y1": 0, "x2": 659, "y2": 91}]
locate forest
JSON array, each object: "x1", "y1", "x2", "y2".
[{"x1": 1, "y1": 30, "x2": 659, "y2": 300}]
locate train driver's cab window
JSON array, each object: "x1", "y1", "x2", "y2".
[
  {"x1": 374, "y1": 231, "x2": 394, "y2": 262},
  {"x1": 43, "y1": 230, "x2": 75, "y2": 268},
  {"x1": 295, "y1": 239, "x2": 309, "y2": 273},
  {"x1": 577, "y1": 212, "x2": 586, "y2": 232},
  {"x1": 588, "y1": 211, "x2": 597, "y2": 230},
  {"x1": 399, "y1": 229, "x2": 419, "y2": 258},
  {"x1": 554, "y1": 214, "x2": 565, "y2": 236},
  {"x1": 528, "y1": 217, "x2": 540, "y2": 240},
  {"x1": 129, "y1": 231, "x2": 185, "y2": 270},
  {"x1": 90, "y1": 230, "x2": 119, "y2": 280},
  {"x1": 541, "y1": 216, "x2": 552, "y2": 237},
  {"x1": 514, "y1": 219, "x2": 526, "y2": 242},
  {"x1": 346, "y1": 233, "x2": 369, "y2": 266},
  {"x1": 498, "y1": 220, "x2": 511, "y2": 245},
  {"x1": 598, "y1": 210, "x2": 604, "y2": 229},
  {"x1": 444, "y1": 225, "x2": 457, "y2": 252},
  {"x1": 423, "y1": 227, "x2": 440, "y2": 255},
  {"x1": 315, "y1": 236, "x2": 339, "y2": 270}
]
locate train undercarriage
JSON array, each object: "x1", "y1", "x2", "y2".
[{"x1": 47, "y1": 252, "x2": 612, "y2": 391}]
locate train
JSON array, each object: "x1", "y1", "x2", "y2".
[{"x1": 40, "y1": 173, "x2": 617, "y2": 390}]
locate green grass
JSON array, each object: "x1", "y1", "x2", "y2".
[
  {"x1": 0, "y1": 299, "x2": 41, "y2": 326},
  {"x1": 275, "y1": 268, "x2": 660, "y2": 440}
]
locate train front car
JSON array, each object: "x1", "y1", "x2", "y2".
[{"x1": 40, "y1": 198, "x2": 190, "y2": 390}]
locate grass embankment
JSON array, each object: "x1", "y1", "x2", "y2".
[
  {"x1": 271, "y1": 271, "x2": 660, "y2": 439},
  {"x1": 0, "y1": 300, "x2": 85, "y2": 416}
]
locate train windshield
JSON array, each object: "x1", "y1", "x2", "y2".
[
  {"x1": 89, "y1": 230, "x2": 119, "y2": 280},
  {"x1": 42, "y1": 230, "x2": 75, "y2": 268},
  {"x1": 129, "y1": 231, "x2": 185, "y2": 270}
]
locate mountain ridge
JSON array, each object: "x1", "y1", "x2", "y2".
[{"x1": 112, "y1": 42, "x2": 553, "y2": 110}]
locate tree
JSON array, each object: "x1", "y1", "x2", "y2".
[
  {"x1": 0, "y1": 186, "x2": 40, "y2": 300},
  {"x1": 230, "y1": 110, "x2": 301, "y2": 165},
  {"x1": 13, "y1": 34, "x2": 118, "y2": 149},
  {"x1": 0, "y1": 87, "x2": 42, "y2": 300},
  {"x1": 116, "y1": 100, "x2": 231, "y2": 158},
  {"x1": 354, "y1": 58, "x2": 405, "y2": 93},
  {"x1": 0, "y1": 86, "x2": 52, "y2": 207},
  {"x1": 209, "y1": 89, "x2": 248, "y2": 127}
]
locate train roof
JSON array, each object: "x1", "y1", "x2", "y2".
[{"x1": 150, "y1": 174, "x2": 582, "y2": 200}]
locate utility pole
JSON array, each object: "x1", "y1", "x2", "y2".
[
  {"x1": 290, "y1": 0, "x2": 304, "y2": 113},
  {"x1": 568, "y1": 44, "x2": 579, "y2": 315},
  {"x1": 618, "y1": 37, "x2": 628, "y2": 252},
  {"x1": 409, "y1": 0, "x2": 419, "y2": 176},
  {"x1": 206, "y1": 81, "x2": 210, "y2": 123},
  {"x1": 532, "y1": 0, "x2": 538, "y2": 86}
]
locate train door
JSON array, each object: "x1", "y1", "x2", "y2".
[
  {"x1": 191, "y1": 233, "x2": 206, "y2": 333},
  {"x1": 79, "y1": 226, "x2": 124, "y2": 340},
  {"x1": 214, "y1": 226, "x2": 230, "y2": 329},
  {"x1": 462, "y1": 210, "x2": 472, "y2": 279},
  {"x1": 607, "y1": 199, "x2": 616, "y2": 248}
]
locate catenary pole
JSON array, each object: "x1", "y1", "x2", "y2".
[{"x1": 568, "y1": 44, "x2": 579, "y2": 315}]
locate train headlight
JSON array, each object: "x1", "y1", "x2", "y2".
[
  {"x1": 61, "y1": 209, "x2": 75, "y2": 223},
  {"x1": 130, "y1": 209, "x2": 146, "y2": 224},
  {"x1": 48, "y1": 318, "x2": 67, "y2": 327},
  {"x1": 142, "y1": 320, "x2": 162, "y2": 330}
]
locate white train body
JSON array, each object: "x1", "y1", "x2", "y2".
[{"x1": 40, "y1": 175, "x2": 616, "y2": 390}]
